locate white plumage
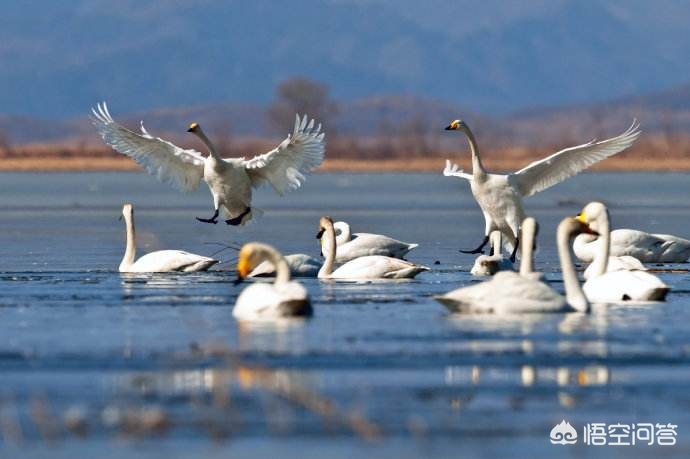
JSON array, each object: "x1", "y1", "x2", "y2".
[
  {"x1": 443, "y1": 119, "x2": 640, "y2": 261},
  {"x1": 91, "y1": 102, "x2": 325, "y2": 226},
  {"x1": 234, "y1": 243, "x2": 312, "y2": 320},
  {"x1": 470, "y1": 231, "x2": 514, "y2": 276},
  {"x1": 118, "y1": 203, "x2": 218, "y2": 273},
  {"x1": 574, "y1": 229, "x2": 690, "y2": 263},
  {"x1": 331, "y1": 220, "x2": 418, "y2": 262},
  {"x1": 248, "y1": 253, "x2": 321, "y2": 278}
]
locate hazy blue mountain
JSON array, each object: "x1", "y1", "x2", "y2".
[{"x1": 1, "y1": 0, "x2": 689, "y2": 118}]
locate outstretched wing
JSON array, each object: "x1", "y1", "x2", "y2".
[
  {"x1": 510, "y1": 120, "x2": 640, "y2": 197},
  {"x1": 242, "y1": 114, "x2": 325, "y2": 195},
  {"x1": 90, "y1": 102, "x2": 205, "y2": 192}
]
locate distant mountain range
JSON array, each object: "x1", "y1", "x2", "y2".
[{"x1": 1, "y1": 0, "x2": 690, "y2": 119}]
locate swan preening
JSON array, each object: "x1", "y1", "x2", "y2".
[
  {"x1": 248, "y1": 253, "x2": 321, "y2": 278},
  {"x1": 574, "y1": 228, "x2": 690, "y2": 263},
  {"x1": 470, "y1": 231, "x2": 514, "y2": 276},
  {"x1": 91, "y1": 102, "x2": 325, "y2": 226},
  {"x1": 317, "y1": 216, "x2": 429, "y2": 279},
  {"x1": 119, "y1": 203, "x2": 218, "y2": 273},
  {"x1": 234, "y1": 242, "x2": 312, "y2": 320},
  {"x1": 434, "y1": 217, "x2": 592, "y2": 314},
  {"x1": 332, "y1": 221, "x2": 418, "y2": 262},
  {"x1": 443, "y1": 119, "x2": 641, "y2": 262},
  {"x1": 577, "y1": 202, "x2": 670, "y2": 302}
]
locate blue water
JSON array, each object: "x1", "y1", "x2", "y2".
[{"x1": 1, "y1": 171, "x2": 690, "y2": 458}]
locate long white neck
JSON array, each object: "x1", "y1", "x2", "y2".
[
  {"x1": 461, "y1": 125, "x2": 486, "y2": 178},
  {"x1": 490, "y1": 231, "x2": 502, "y2": 256},
  {"x1": 557, "y1": 222, "x2": 589, "y2": 312},
  {"x1": 589, "y1": 212, "x2": 610, "y2": 277},
  {"x1": 318, "y1": 222, "x2": 337, "y2": 278},
  {"x1": 192, "y1": 126, "x2": 223, "y2": 162},
  {"x1": 573, "y1": 234, "x2": 597, "y2": 263},
  {"x1": 120, "y1": 210, "x2": 136, "y2": 271},
  {"x1": 333, "y1": 221, "x2": 351, "y2": 245},
  {"x1": 260, "y1": 245, "x2": 291, "y2": 284},
  {"x1": 519, "y1": 219, "x2": 536, "y2": 276}
]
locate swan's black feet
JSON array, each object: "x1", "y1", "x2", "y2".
[
  {"x1": 225, "y1": 207, "x2": 251, "y2": 226},
  {"x1": 509, "y1": 237, "x2": 520, "y2": 263},
  {"x1": 460, "y1": 235, "x2": 490, "y2": 255},
  {"x1": 196, "y1": 209, "x2": 219, "y2": 224}
]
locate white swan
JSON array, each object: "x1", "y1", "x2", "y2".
[
  {"x1": 434, "y1": 217, "x2": 592, "y2": 314},
  {"x1": 118, "y1": 203, "x2": 218, "y2": 273},
  {"x1": 248, "y1": 253, "x2": 321, "y2": 278},
  {"x1": 317, "y1": 216, "x2": 429, "y2": 279},
  {"x1": 582, "y1": 255, "x2": 646, "y2": 280},
  {"x1": 574, "y1": 228, "x2": 690, "y2": 263},
  {"x1": 518, "y1": 217, "x2": 544, "y2": 280},
  {"x1": 331, "y1": 220, "x2": 418, "y2": 262},
  {"x1": 577, "y1": 202, "x2": 670, "y2": 301},
  {"x1": 234, "y1": 242, "x2": 312, "y2": 320},
  {"x1": 470, "y1": 231, "x2": 514, "y2": 276},
  {"x1": 91, "y1": 102, "x2": 325, "y2": 226},
  {"x1": 443, "y1": 119, "x2": 640, "y2": 261}
]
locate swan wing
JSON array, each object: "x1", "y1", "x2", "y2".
[
  {"x1": 90, "y1": 102, "x2": 205, "y2": 192},
  {"x1": 242, "y1": 114, "x2": 325, "y2": 195},
  {"x1": 510, "y1": 120, "x2": 640, "y2": 197}
]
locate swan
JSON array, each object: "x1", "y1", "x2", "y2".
[
  {"x1": 234, "y1": 242, "x2": 312, "y2": 320},
  {"x1": 582, "y1": 255, "x2": 646, "y2": 280},
  {"x1": 443, "y1": 119, "x2": 640, "y2": 261},
  {"x1": 317, "y1": 216, "x2": 429, "y2": 279},
  {"x1": 470, "y1": 231, "x2": 514, "y2": 276},
  {"x1": 574, "y1": 228, "x2": 690, "y2": 263},
  {"x1": 517, "y1": 217, "x2": 544, "y2": 280},
  {"x1": 91, "y1": 102, "x2": 325, "y2": 226},
  {"x1": 118, "y1": 203, "x2": 218, "y2": 273},
  {"x1": 331, "y1": 220, "x2": 418, "y2": 262},
  {"x1": 248, "y1": 253, "x2": 321, "y2": 278},
  {"x1": 577, "y1": 202, "x2": 670, "y2": 301},
  {"x1": 433, "y1": 217, "x2": 592, "y2": 314}
]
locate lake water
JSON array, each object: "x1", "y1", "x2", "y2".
[{"x1": 1, "y1": 171, "x2": 690, "y2": 458}]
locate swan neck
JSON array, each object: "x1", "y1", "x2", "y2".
[
  {"x1": 121, "y1": 211, "x2": 136, "y2": 270},
  {"x1": 519, "y1": 225, "x2": 535, "y2": 276},
  {"x1": 194, "y1": 128, "x2": 223, "y2": 161},
  {"x1": 318, "y1": 223, "x2": 337, "y2": 278},
  {"x1": 490, "y1": 231, "x2": 502, "y2": 256},
  {"x1": 264, "y1": 246, "x2": 291, "y2": 284},
  {"x1": 590, "y1": 216, "x2": 610, "y2": 277},
  {"x1": 462, "y1": 125, "x2": 486, "y2": 176},
  {"x1": 557, "y1": 224, "x2": 589, "y2": 312}
]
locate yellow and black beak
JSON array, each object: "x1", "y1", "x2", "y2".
[
  {"x1": 235, "y1": 256, "x2": 251, "y2": 284},
  {"x1": 575, "y1": 217, "x2": 598, "y2": 236},
  {"x1": 315, "y1": 228, "x2": 325, "y2": 239},
  {"x1": 187, "y1": 122, "x2": 199, "y2": 133},
  {"x1": 444, "y1": 120, "x2": 461, "y2": 130}
]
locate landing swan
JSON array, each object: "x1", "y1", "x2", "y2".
[
  {"x1": 118, "y1": 203, "x2": 218, "y2": 273},
  {"x1": 332, "y1": 220, "x2": 418, "y2": 262},
  {"x1": 443, "y1": 119, "x2": 640, "y2": 261},
  {"x1": 91, "y1": 102, "x2": 325, "y2": 226},
  {"x1": 234, "y1": 242, "x2": 312, "y2": 320},
  {"x1": 574, "y1": 228, "x2": 690, "y2": 263},
  {"x1": 470, "y1": 231, "x2": 514, "y2": 276},
  {"x1": 577, "y1": 202, "x2": 670, "y2": 301},
  {"x1": 248, "y1": 253, "x2": 321, "y2": 278},
  {"x1": 317, "y1": 216, "x2": 429, "y2": 279},
  {"x1": 434, "y1": 217, "x2": 592, "y2": 314}
]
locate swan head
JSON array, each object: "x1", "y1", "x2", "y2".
[
  {"x1": 236, "y1": 242, "x2": 271, "y2": 281},
  {"x1": 187, "y1": 122, "x2": 200, "y2": 133},
  {"x1": 444, "y1": 119, "x2": 467, "y2": 131},
  {"x1": 577, "y1": 201, "x2": 609, "y2": 232},
  {"x1": 316, "y1": 216, "x2": 334, "y2": 240},
  {"x1": 120, "y1": 202, "x2": 133, "y2": 220}
]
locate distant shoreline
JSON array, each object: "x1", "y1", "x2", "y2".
[{"x1": 2, "y1": 156, "x2": 690, "y2": 173}]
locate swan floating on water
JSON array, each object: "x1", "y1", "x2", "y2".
[
  {"x1": 574, "y1": 226, "x2": 690, "y2": 263},
  {"x1": 443, "y1": 119, "x2": 640, "y2": 261},
  {"x1": 331, "y1": 220, "x2": 418, "y2": 262},
  {"x1": 583, "y1": 255, "x2": 646, "y2": 280},
  {"x1": 470, "y1": 231, "x2": 514, "y2": 276},
  {"x1": 118, "y1": 203, "x2": 218, "y2": 273},
  {"x1": 248, "y1": 253, "x2": 321, "y2": 278},
  {"x1": 91, "y1": 102, "x2": 325, "y2": 226},
  {"x1": 434, "y1": 217, "x2": 593, "y2": 314},
  {"x1": 577, "y1": 202, "x2": 670, "y2": 302},
  {"x1": 317, "y1": 216, "x2": 429, "y2": 279},
  {"x1": 234, "y1": 242, "x2": 313, "y2": 320}
]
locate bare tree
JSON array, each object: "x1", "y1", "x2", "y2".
[{"x1": 267, "y1": 78, "x2": 338, "y2": 135}]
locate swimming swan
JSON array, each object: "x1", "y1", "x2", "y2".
[
  {"x1": 248, "y1": 253, "x2": 321, "y2": 278},
  {"x1": 574, "y1": 228, "x2": 690, "y2": 263},
  {"x1": 234, "y1": 242, "x2": 313, "y2": 320},
  {"x1": 317, "y1": 216, "x2": 429, "y2": 279},
  {"x1": 91, "y1": 102, "x2": 325, "y2": 226},
  {"x1": 332, "y1": 220, "x2": 418, "y2": 262},
  {"x1": 443, "y1": 119, "x2": 640, "y2": 261},
  {"x1": 434, "y1": 217, "x2": 592, "y2": 314},
  {"x1": 470, "y1": 231, "x2": 514, "y2": 276},
  {"x1": 582, "y1": 255, "x2": 646, "y2": 280},
  {"x1": 577, "y1": 202, "x2": 670, "y2": 301},
  {"x1": 119, "y1": 203, "x2": 218, "y2": 273}
]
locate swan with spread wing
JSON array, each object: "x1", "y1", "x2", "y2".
[
  {"x1": 443, "y1": 119, "x2": 640, "y2": 261},
  {"x1": 91, "y1": 102, "x2": 325, "y2": 226}
]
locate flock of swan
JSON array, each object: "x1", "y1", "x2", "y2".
[{"x1": 92, "y1": 102, "x2": 690, "y2": 321}]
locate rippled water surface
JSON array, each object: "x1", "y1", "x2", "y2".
[{"x1": 1, "y1": 171, "x2": 690, "y2": 458}]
